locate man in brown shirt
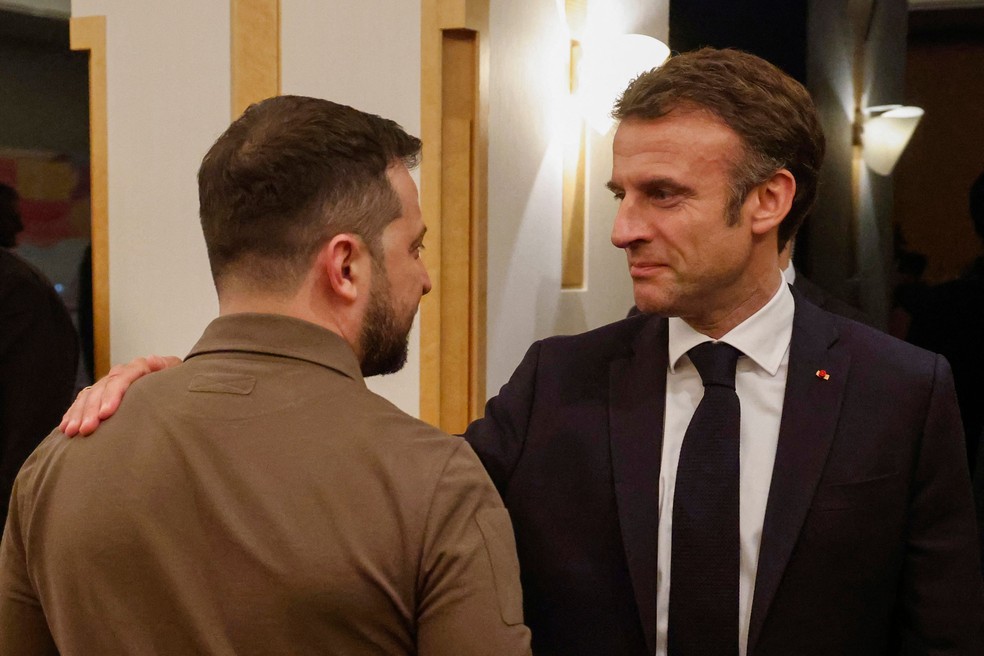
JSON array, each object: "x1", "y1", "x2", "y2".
[{"x1": 0, "y1": 96, "x2": 531, "y2": 655}]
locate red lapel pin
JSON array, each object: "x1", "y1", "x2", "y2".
[{"x1": 816, "y1": 369, "x2": 830, "y2": 381}]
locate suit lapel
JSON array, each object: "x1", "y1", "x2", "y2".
[
  {"x1": 747, "y1": 292, "x2": 850, "y2": 654},
  {"x1": 609, "y1": 316, "x2": 668, "y2": 656}
]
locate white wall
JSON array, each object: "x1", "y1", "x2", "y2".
[
  {"x1": 281, "y1": 0, "x2": 422, "y2": 414},
  {"x1": 485, "y1": 0, "x2": 669, "y2": 397},
  {"x1": 72, "y1": 0, "x2": 228, "y2": 366}
]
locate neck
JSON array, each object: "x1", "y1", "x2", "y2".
[
  {"x1": 683, "y1": 269, "x2": 783, "y2": 339},
  {"x1": 217, "y1": 286, "x2": 356, "y2": 353}
]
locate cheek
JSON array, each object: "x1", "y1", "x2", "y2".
[
  {"x1": 398, "y1": 266, "x2": 423, "y2": 301},
  {"x1": 700, "y1": 232, "x2": 751, "y2": 278},
  {"x1": 659, "y1": 224, "x2": 702, "y2": 268}
]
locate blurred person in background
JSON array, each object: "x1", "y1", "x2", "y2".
[{"x1": 0, "y1": 182, "x2": 78, "y2": 535}]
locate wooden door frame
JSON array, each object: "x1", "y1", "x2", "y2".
[{"x1": 70, "y1": 15, "x2": 109, "y2": 379}]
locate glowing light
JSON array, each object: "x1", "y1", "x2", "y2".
[
  {"x1": 574, "y1": 34, "x2": 670, "y2": 134},
  {"x1": 862, "y1": 105, "x2": 924, "y2": 176}
]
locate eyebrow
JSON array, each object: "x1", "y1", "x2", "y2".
[
  {"x1": 641, "y1": 178, "x2": 694, "y2": 197},
  {"x1": 606, "y1": 177, "x2": 694, "y2": 197}
]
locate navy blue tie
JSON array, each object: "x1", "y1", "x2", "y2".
[{"x1": 669, "y1": 341, "x2": 742, "y2": 656}]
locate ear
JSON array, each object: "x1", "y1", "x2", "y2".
[
  {"x1": 746, "y1": 168, "x2": 796, "y2": 237},
  {"x1": 318, "y1": 233, "x2": 371, "y2": 303}
]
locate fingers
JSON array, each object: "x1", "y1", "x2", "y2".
[
  {"x1": 60, "y1": 386, "x2": 91, "y2": 437},
  {"x1": 60, "y1": 381, "x2": 107, "y2": 437},
  {"x1": 60, "y1": 355, "x2": 182, "y2": 437},
  {"x1": 76, "y1": 379, "x2": 112, "y2": 436},
  {"x1": 145, "y1": 355, "x2": 183, "y2": 373}
]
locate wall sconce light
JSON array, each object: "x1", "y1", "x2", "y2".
[
  {"x1": 574, "y1": 34, "x2": 670, "y2": 134},
  {"x1": 860, "y1": 104, "x2": 924, "y2": 176}
]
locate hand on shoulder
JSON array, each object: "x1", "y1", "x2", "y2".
[{"x1": 60, "y1": 355, "x2": 182, "y2": 436}]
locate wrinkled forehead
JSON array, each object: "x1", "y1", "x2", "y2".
[{"x1": 613, "y1": 111, "x2": 744, "y2": 164}]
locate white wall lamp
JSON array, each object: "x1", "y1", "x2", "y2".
[
  {"x1": 859, "y1": 104, "x2": 925, "y2": 176},
  {"x1": 574, "y1": 34, "x2": 670, "y2": 134}
]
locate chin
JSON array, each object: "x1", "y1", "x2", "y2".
[{"x1": 633, "y1": 288, "x2": 673, "y2": 316}]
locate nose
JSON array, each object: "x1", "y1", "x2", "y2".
[
  {"x1": 611, "y1": 198, "x2": 647, "y2": 250},
  {"x1": 420, "y1": 261, "x2": 433, "y2": 296}
]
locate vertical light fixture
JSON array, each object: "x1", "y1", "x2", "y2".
[{"x1": 562, "y1": 0, "x2": 588, "y2": 289}]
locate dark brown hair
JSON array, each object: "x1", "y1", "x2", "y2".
[
  {"x1": 614, "y1": 48, "x2": 825, "y2": 249},
  {"x1": 198, "y1": 95, "x2": 422, "y2": 292}
]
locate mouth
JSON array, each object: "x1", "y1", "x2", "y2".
[{"x1": 628, "y1": 262, "x2": 668, "y2": 278}]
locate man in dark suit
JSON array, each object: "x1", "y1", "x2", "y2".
[
  {"x1": 59, "y1": 49, "x2": 984, "y2": 654},
  {"x1": 466, "y1": 49, "x2": 983, "y2": 654}
]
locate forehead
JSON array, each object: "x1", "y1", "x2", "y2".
[{"x1": 611, "y1": 110, "x2": 742, "y2": 183}]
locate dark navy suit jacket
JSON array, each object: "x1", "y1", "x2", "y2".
[{"x1": 465, "y1": 288, "x2": 984, "y2": 655}]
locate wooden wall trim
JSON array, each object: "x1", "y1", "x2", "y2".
[
  {"x1": 421, "y1": 0, "x2": 444, "y2": 425},
  {"x1": 230, "y1": 0, "x2": 280, "y2": 118},
  {"x1": 420, "y1": 0, "x2": 489, "y2": 431},
  {"x1": 70, "y1": 15, "x2": 109, "y2": 379},
  {"x1": 439, "y1": 30, "x2": 478, "y2": 433}
]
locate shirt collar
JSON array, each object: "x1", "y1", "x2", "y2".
[
  {"x1": 668, "y1": 274, "x2": 794, "y2": 376},
  {"x1": 782, "y1": 262, "x2": 796, "y2": 285},
  {"x1": 186, "y1": 313, "x2": 366, "y2": 385}
]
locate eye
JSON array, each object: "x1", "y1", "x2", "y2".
[
  {"x1": 612, "y1": 191, "x2": 625, "y2": 202},
  {"x1": 645, "y1": 186, "x2": 689, "y2": 208},
  {"x1": 412, "y1": 243, "x2": 425, "y2": 258}
]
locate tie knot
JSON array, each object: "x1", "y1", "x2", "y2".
[{"x1": 688, "y1": 342, "x2": 741, "y2": 389}]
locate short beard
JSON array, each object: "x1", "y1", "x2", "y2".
[{"x1": 359, "y1": 263, "x2": 412, "y2": 377}]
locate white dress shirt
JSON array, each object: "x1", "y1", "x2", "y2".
[
  {"x1": 782, "y1": 261, "x2": 796, "y2": 285},
  {"x1": 655, "y1": 277, "x2": 794, "y2": 656}
]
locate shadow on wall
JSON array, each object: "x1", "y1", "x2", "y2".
[{"x1": 550, "y1": 284, "x2": 589, "y2": 336}]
